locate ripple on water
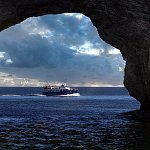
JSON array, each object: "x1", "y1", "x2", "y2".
[{"x1": 0, "y1": 95, "x2": 147, "y2": 150}]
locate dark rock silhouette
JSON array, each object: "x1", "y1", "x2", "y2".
[{"x1": 0, "y1": 0, "x2": 150, "y2": 111}]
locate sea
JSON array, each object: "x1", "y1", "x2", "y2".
[{"x1": 0, "y1": 87, "x2": 150, "y2": 150}]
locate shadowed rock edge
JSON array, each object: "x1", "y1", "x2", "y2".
[{"x1": 0, "y1": 0, "x2": 150, "y2": 111}]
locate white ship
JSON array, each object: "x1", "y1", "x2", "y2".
[{"x1": 42, "y1": 84, "x2": 80, "y2": 96}]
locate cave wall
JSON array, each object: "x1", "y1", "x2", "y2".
[{"x1": 0, "y1": 0, "x2": 150, "y2": 110}]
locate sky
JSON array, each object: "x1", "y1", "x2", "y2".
[{"x1": 0, "y1": 13, "x2": 125, "y2": 87}]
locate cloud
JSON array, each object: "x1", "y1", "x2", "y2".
[{"x1": 0, "y1": 13, "x2": 125, "y2": 86}]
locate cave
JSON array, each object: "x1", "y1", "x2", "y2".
[{"x1": 0, "y1": 0, "x2": 150, "y2": 111}]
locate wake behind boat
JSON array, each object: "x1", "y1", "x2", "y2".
[{"x1": 42, "y1": 84, "x2": 80, "y2": 96}]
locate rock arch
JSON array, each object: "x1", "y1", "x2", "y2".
[{"x1": 0, "y1": 0, "x2": 150, "y2": 111}]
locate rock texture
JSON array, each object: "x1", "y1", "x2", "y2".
[{"x1": 0, "y1": 0, "x2": 150, "y2": 110}]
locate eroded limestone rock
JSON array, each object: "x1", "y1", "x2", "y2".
[{"x1": 0, "y1": 0, "x2": 150, "y2": 110}]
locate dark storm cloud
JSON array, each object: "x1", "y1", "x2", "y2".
[{"x1": 0, "y1": 13, "x2": 124, "y2": 86}]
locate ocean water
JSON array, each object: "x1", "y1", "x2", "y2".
[{"x1": 0, "y1": 87, "x2": 149, "y2": 150}]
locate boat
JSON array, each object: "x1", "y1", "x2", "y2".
[{"x1": 42, "y1": 84, "x2": 79, "y2": 96}]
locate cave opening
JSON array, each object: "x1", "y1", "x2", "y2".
[
  {"x1": 0, "y1": 13, "x2": 125, "y2": 87},
  {"x1": 0, "y1": 0, "x2": 149, "y2": 111},
  {"x1": 0, "y1": 1, "x2": 150, "y2": 149}
]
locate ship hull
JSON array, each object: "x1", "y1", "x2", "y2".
[{"x1": 42, "y1": 91, "x2": 78, "y2": 96}]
